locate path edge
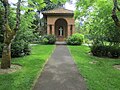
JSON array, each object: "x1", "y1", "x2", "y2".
[
  {"x1": 30, "y1": 45, "x2": 56, "y2": 90},
  {"x1": 67, "y1": 45, "x2": 88, "y2": 89}
]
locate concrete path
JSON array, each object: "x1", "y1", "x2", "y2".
[{"x1": 33, "y1": 45, "x2": 87, "y2": 90}]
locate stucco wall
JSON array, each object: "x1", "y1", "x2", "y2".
[{"x1": 47, "y1": 16, "x2": 75, "y2": 25}]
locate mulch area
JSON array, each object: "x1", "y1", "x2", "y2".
[
  {"x1": 114, "y1": 65, "x2": 120, "y2": 70},
  {"x1": 0, "y1": 64, "x2": 21, "y2": 74}
]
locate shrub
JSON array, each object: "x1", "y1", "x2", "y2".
[
  {"x1": 41, "y1": 35, "x2": 56, "y2": 44},
  {"x1": 11, "y1": 40, "x2": 31, "y2": 57},
  {"x1": 91, "y1": 45, "x2": 108, "y2": 57},
  {"x1": 0, "y1": 41, "x2": 30, "y2": 58},
  {"x1": 108, "y1": 46, "x2": 120, "y2": 58},
  {"x1": 91, "y1": 45, "x2": 120, "y2": 58},
  {"x1": 42, "y1": 38, "x2": 49, "y2": 44},
  {"x1": 66, "y1": 33, "x2": 84, "y2": 45}
]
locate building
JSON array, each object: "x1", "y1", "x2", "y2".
[{"x1": 42, "y1": 8, "x2": 75, "y2": 41}]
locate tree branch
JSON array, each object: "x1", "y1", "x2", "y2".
[
  {"x1": 2, "y1": 0, "x2": 8, "y2": 24},
  {"x1": 112, "y1": 0, "x2": 120, "y2": 27},
  {"x1": 14, "y1": 0, "x2": 21, "y2": 31},
  {"x1": 117, "y1": 6, "x2": 120, "y2": 11}
]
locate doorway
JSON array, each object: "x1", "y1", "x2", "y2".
[{"x1": 55, "y1": 18, "x2": 68, "y2": 41}]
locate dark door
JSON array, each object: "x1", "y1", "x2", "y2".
[{"x1": 55, "y1": 18, "x2": 68, "y2": 41}]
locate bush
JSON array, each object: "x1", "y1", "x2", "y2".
[
  {"x1": 42, "y1": 38, "x2": 49, "y2": 44},
  {"x1": 91, "y1": 45, "x2": 120, "y2": 58},
  {"x1": 11, "y1": 40, "x2": 31, "y2": 57},
  {"x1": 0, "y1": 41, "x2": 30, "y2": 58},
  {"x1": 23, "y1": 42, "x2": 31, "y2": 55},
  {"x1": 66, "y1": 33, "x2": 84, "y2": 45},
  {"x1": 41, "y1": 35, "x2": 56, "y2": 44}
]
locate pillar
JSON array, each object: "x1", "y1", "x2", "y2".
[
  {"x1": 72, "y1": 25, "x2": 75, "y2": 34},
  {"x1": 68, "y1": 25, "x2": 71, "y2": 37},
  {"x1": 47, "y1": 24, "x2": 50, "y2": 35},
  {"x1": 52, "y1": 25, "x2": 55, "y2": 35}
]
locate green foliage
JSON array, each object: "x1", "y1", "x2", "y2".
[
  {"x1": 75, "y1": 0, "x2": 120, "y2": 57},
  {"x1": 0, "y1": 42, "x2": 3, "y2": 57},
  {"x1": 11, "y1": 40, "x2": 31, "y2": 57},
  {"x1": 50, "y1": 0, "x2": 66, "y2": 4},
  {"x1": 91, "y1": 45, "x2": 120, "y2": 58},
  {"x1": 41, "y1": 34, "x2": 56, "y2": 44},
  {"x1": 28, "y1": 0, "x2": 46, "y2": 10},
  {"x1": 69, "y1": 45, "x2": 120, "y2": 90},
  {"x1": 0, "y1": 2, "x2": 37, "y2": 57},
  {"x1": 42, "y1": 38, "x2": 49, "y2": 44},
  {"x1": 20, "y1": 12, "x2": 36, "y2": 42},
  {"x1": 105, "y1": 25, "x2": 120, "y2": 44},
  {"x1": 66, "y1": 33, "x2": 84, "y2": 45},
  {"x1": 41, "y1": 0, "x2": 63, "y2": 11},
  {"x1": 0, "y1": 3, "x2": 4, "y2": 43},
  {"x1": 88, "y1": 1, "x2": 120, "y2": 57},
  {"x1": 10, "y1": 10, "x2": 36, "y2": 57},
  {"x1": 0, "y1": 45, "x2": 54, "y2": 90}
]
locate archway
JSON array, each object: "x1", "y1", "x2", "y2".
[{"x1": 55, "y1": 18, "x2": 68, "y2": 41}]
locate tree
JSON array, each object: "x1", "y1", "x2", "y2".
[
  {"x1": 75, "y1": 0, "x2": 120, "y2": 27},
  {"x1": 75, "y1": 0, "x2": 120, "y2": 57},
  {"x1": 0, "y1": 0, "x2": 21, "y2": 69},
  {"x1": 41, "y1": 0, "x2": 63, "y2": 11},
  {"x1": 0, "y1": 0, "x2": 67, "y2": 69},
  {"x1": 0, "y1": 2, "x2": 4, "y2": 43},
  {"x1": 112, "y1": 0, "x2": 120, "y2": 27}
]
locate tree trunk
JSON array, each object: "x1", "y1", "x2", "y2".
[
  {"x1": 1, "y1": 0, "x2": 21, "y2": 69},
  {"x1": 1, "y1": 24, "x2": 16, "y2": 69},
  {"x1": 1, "y1": 43, "x2": 11, "y2": 68}
]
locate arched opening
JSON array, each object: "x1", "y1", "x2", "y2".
[{"x1": 55, "y1": 18, "x2": 68, "y2": 41}]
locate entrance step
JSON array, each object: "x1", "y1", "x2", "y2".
[{"x1": 55, "y1": 41, "x2": 67, "y2": 45}]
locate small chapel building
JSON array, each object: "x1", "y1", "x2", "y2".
[{"x1": 42, "y1": 8, "x2": 75, "y2": 41}]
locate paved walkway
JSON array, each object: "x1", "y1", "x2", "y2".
[{"x1": 33, "y1": 45, "x2": 87, "y2": 90}]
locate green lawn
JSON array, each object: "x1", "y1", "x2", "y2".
[
  {"x1": 0, "y1": 45, "x2": 55, "y2": 90},
  {"x1": 68, "y1": 45, "x2": 120, "y2": 90}
]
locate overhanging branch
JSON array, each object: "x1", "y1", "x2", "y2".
[
  {"x1": 112, "y1": 0, "x2": 120, "y2": 27},
  {"x1": 14, "y1": 0, "x2": 21, "y2": 31}
]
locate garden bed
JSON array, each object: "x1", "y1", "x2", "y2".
[{"x1": 0, "y1": 64, "x2": 21, "y2": 74}]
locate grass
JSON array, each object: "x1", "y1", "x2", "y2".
[
  {"x1": 0, "y1": 45, "x2": 55, "y2": 90},
  {"x1": 68, "y1": 45, "x2": 120, "y2": 90}
]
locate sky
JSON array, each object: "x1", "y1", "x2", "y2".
[
  {"x1": 8, "y1": 0, "x2": 76, "y2": 11},
  {"x1": 65, "y1": 0, "x2": 76, "y2": 11}
]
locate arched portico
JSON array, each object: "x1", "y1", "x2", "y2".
[
  {"x1": 42, "y1": 8, "x2": 75, "y2": 41},
  {"x1": 55, "y1": 18, "x2": 68, "y2": 41}
]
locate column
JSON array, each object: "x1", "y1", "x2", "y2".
[
  {"x1": 52, "y1": 25, "x2": 55, "y2": 35},
  {"x1": 72, "y1": 25, "x2": 75, "y2": 34},
  {"x1": 67, "y1": 25, "x2": 71, "y2": 37},
  {"x1": 47, "y1": 25, "x2": 50, "y2": 35}
]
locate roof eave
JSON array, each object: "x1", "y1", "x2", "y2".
[{"x1": 42, "y1": 13, "x2": 74, "y2": 16}]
